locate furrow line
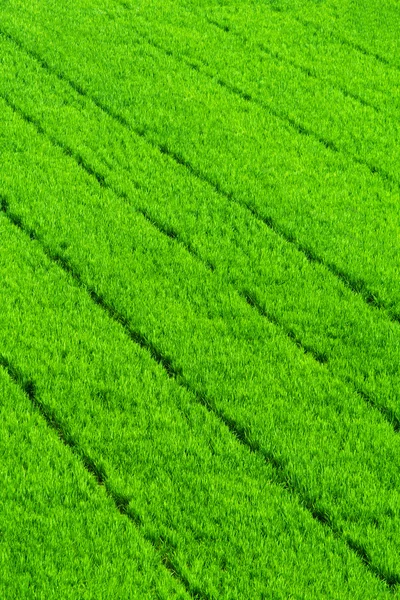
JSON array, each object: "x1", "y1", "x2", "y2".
[
  {"x1": 136, "y1": 207, "x2": 216, "y2": 273},
  {"x1": 212, "y1": 402, "x2": 398, "y2": 591},
  {"x1": 2, "y1": 27, "x2": 399, "y2": 325},
  {"x1": 242, "y1": 289, "x2": 400, "y2": 436},
  {"x1": 111, "y1": 4, "x2": 384, "y2": 158},
  {"x1": 0, "y1": 344, "x2": 206, "y2": 599},
  {"x1": 243, "y1": 205, "x2": 400, "y2": 323},
  {"x1": 129, "y1": 25, "x2": 396, "y2": 188},
  {"x1": 0, "y1": 93, "x2": 124, "y2": 195},
  {"x1": 0, "y1": 28, "x2": 133, "y2": 131},
  {"x1": 242, "y1": 291, "x2": 328, "y2": 365},
  {"x1": 118, "y1": 0, "x2": 395, "y2": 77},
  {"x1": 4, "y1": 132, "x2": 399, "y2": 440},
  {"x1": 290, "y1": 12, "x2": 400, "y2": 74},
  {"x1": 0, "y1": 92, "x2": 330, "y2": 369},
  {"x1": 4, "y1": 71, "x2": 400, "y2": 425},
  {"x1": 5, "y1": 78, "x2": 400, "y2": 432},
  {"x1": 205, "y1": 17, "x2": 380, "y2": 113},
  {"x1": 1, "y1": 199, "x2": 398, "y2": 590},
  {"x1": 354, "y1": 387, "x2": 400, "y2": 434}
]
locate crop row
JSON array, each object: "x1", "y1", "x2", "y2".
[
  {"x1": 181, "y1": 0, "x2": 400, "y2": 72},
  {"x1": 2, "y1": 212, "x2": 393, "y2": 598},
  {"x1": 0, "y1": 365, "x2": 189, "y2": 599},
  {"x1": 116, "y1": 0, "x2": 400, "y2": 181},
  {"x1": 1, "y1": 33, "x2": 400, "y2": 429},
  {"x1": 264, "y1": 0, "x2": 400, "y2": 70},
  {"x1": 2, "y1": 94, "x2": 400, "y2": 588},
  {"x1": 1, "y1": 0, "x2": 400, "y2": 314},
  {"x1": 196, "y1": 1, "x2": 400, "y2": 115}
]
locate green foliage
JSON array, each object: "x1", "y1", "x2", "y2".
[
  {"x1": 1, "y1": 217, "x2": 391, "y2": 598},
  {"x1": 1, "y1": 93, "x2": 400, "y2": 591},
  {"x1": 265, "y1": 0, "x2": 400, "y2": 69},
  {"x1": 1, "y1": 0, "x2": 400, "y2": 312},
  {"x1": 1, "y1": 27, "x2": 400, "y2": 431},
  {"x1": 1, "y1": 0, "x2": 400, "y2": 596},
  {"x1": 0, "y1": 368, "x2": 189, "y2": 599}
]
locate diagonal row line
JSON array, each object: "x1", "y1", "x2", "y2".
[
  {"x1": 242, "y1": 290, "x2": 400, "y2": 433},
  {"x1": 115, "y1": 0, "x2": 381, "y2": 113},
  {"x1": 1, "y1": 190, "x2": 399, "y2": 590},
  {"x1": 4, "y1": 52, "x2": 400, "y2": 437},
  {"x1": 114, "y1": 1, "x2": 395, "y2": 171},
  {"x1": 125, "y1": 20, "x2": 398, "y2": 190},
  {"x1": 289, "y1": 11, "x2": 400, "y2": 74},
  {"x1": 2, "y1": 67, "x2": 400, "y2": 431},
  {"x1": 2, "y1": 7, "x2": 400, "y2": 590},
  {"x1": 205, "y1": 16, "x2": 380, "y2": 113},
  {"x1": 231, "y1": 0, "x2": 400, "y2": 75},
  {"x1": 0, "y1": 92, "x2": 327, "y2": 368},
  {"x1": 119, "y1": 0, "x2": 400, "y2": 75},
  {"x1": 109, "y1": 28, "x2": 400, "y2": 321},
  {"x1": 139, "y1": 202, "x2": 400, "y2": 440},
  {"x1": 1, "y1": 26, "x2": 399, "y2": 326},
  {"x1": 0, "y1": 356, "x2": 205, "y2": 600}
]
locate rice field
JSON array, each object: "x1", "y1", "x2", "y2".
[{"x1": 1, "y1": 0, "x2": 400, "y2": 597}]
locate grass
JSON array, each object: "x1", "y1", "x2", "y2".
[{"x1": 1, "y1": 0, "x2": 400, "y2": 597}]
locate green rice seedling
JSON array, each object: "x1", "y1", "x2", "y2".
[
  {"x1": 2, "y1": 98, "x2": 400, "y2": 586},
  {"x1": 1, "y1": 34, "x2": 400, "y2": 429},
  {"x1": 0, "y1": 216, "x2": 393, "y2": 598},
  {"x1": 1, "y1": 1, "x2": 400, "y2": 312},
  {"x1": 0, "y1": 368, "x2": 190, "y2": 599}
]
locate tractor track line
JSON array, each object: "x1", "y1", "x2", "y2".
[
  {"x1": 0, "y1": 93, "x2": 328, "y2": 369},
  {"x1": 1, "y1": 27, "x2": 400, "y2": 325},
  {"x1": 205, "y1": 16, "x2": 380, "y2": 113},
  {"x1": 117, "y1": 0, "x2": 400, "y2": 75},
  {"x1": 127, "y1": 23, "x2": 398, "y2": 189},
  {"x1": 112, "y1": 3, "x2": 393, "y2": 174},
  {"x1": 3, "y1": 87, "x2": 400, "y2": 435},
  {"x1": 0, "y1": 356, "x2": 204, "y2": 600},
  {"x1": 243, "y1": 290, "x2": 400, "y2": 433},
  {"x1": 112, "y1": 0, "x2": 382, "y2": 113},
  {"x1": 290, "y1": 12, "x2": 400, "y2": 75},
  {"x1": 1, "y1": 197, "x2": 399, "y2": 591}
]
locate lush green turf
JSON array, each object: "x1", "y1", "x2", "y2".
[
  {"x1": 2, "y1": 215, "x2": 393, "y2": 598},
  {"x1": 0, "y1": 368, "x2": 191, "y2": 599},
  {"x1": 264, "y1": 0, "x2": 400, "y2": 67},
  {"x1": 1, "y1": 0, "x2": 400, "y2": 597},
  {"x1": 2, "y1": 18, "x2": 400, "y2": 427},
  {"x1": 2, "y1": 0, "x2": 400, "y2": 311}
]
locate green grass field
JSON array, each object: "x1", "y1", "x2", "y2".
[{"x1": 1, "y1": 0, "x2": 400, "y2": 597}]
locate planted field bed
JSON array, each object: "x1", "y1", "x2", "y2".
[{"x1": 1, "y1": 0, "x2": 400, "y2": 597}]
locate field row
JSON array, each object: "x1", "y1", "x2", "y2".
[
  {"x1": 262, "y1": 0, "x2": 400, "y2": 69},
  {"x1": 2, "y1": 0, "x2": 400, "y2": 596},
  {"x1": 0, "y1": 366, "x2": 190, "y2": 599},
  {"x1": 2, "y1": 88, "x2": 400, "y2": 590},
  {"x1": 1, "y1": 32, "x2": 400, "y2": 427},
  {"x1": 122, "y1": 0, "x2": 400, "y2": 178},
  {"x1": 198, "y1": 0, "x2": 400, "y2": 114},
  {"x1": 176, "y1": 0, "x2": 400, "y2": 71},
  {"x1": 1, "y1": 0, "x2": 400, "y2": 315},
  {"x1": 3, "y1": 213, "x2": 396, "y2": 598}
]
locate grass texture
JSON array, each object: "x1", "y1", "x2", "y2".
[{"x1": 1, "y1": 0, "x2": 400, "y2": 597}]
